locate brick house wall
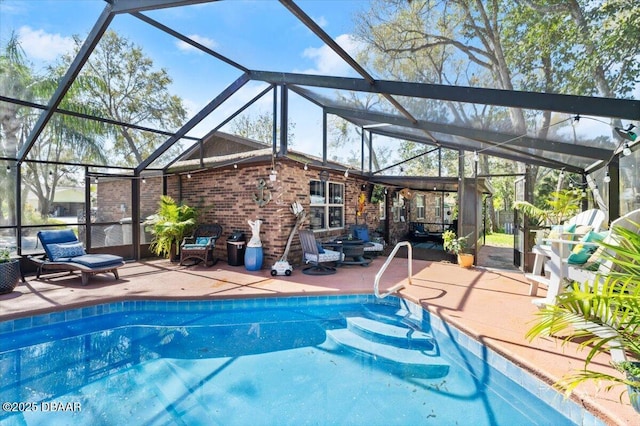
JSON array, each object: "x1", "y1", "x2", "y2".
[
  {"x1": 97, "y1": 178, "x2": 162, "y2": 222},
  {"x1": 167, "y1": 158, "x2": 384, "y2": 268}
]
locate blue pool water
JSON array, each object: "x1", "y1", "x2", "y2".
[{"x1": 0, "y1": 295, "x2": 601, "y2": 425}]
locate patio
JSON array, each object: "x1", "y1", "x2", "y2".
[{"x1": 0, "y1": 246, "x2": 636, "y2": 425}]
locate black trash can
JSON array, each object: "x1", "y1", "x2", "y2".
[{"x1": 227, "y1": 231, "x2": 246, "y2": 266}]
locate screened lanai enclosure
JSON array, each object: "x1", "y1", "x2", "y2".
[{"x1": 1, "y1": 0, "x2": 639, "y2": 272}]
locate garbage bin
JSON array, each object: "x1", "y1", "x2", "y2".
[{"x1": 227, "y1": 231, "x2": 246, "y2": 266}]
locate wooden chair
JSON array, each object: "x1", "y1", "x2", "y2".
[
  {"x1": 526, "y1": 208, "x2": 606, "y2": 297},
  {"x1": 533, "y1": 208, "x2": 640, "y2": 309},
  {"x1": 180, "y1": 224, "x2": 223, "y2": 267},
  {"x1": 298, "y1": 230, "x2": 344, "y2": 275}
]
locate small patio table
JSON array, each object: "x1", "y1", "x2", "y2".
[{"x1": 325, "y1": 239, "x2": 372, "y2": 267}]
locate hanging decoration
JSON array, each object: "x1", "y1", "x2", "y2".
[
  {"x1": 357, "y1": 192, "x2": 366, "y2": 216},
  {"x1": 252, "y1": 178, "x2": 272, "y2": 207},
  {"x1": 399, "y1": 187, "x2": 414, "y2": 200}
]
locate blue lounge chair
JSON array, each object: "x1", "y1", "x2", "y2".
[{"x1": 33, "y1": 229, "x2": 124, "y2": 286}]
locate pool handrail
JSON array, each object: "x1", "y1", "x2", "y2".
[{"x1": 374, "y1": 241, "x2": 412, "y2": 298}]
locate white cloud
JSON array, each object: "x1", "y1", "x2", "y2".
[
  {"x1": 18, "y1": 26, "x2": 75, "y2": 62},
  {"x1": 299, "y1": 33, "x2": 363, "y2": 76},
  {"x1": 314, "y1": 15, "x2": 328, "y2": 29},
  {"x1": 175, "y1": 34, "x2": 217, "y2": 53}
]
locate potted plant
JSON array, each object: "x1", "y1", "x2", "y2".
[
  {"x1": 145, "y1": 195, "x2": 197, "y2": 261},
  {"x1": 0, "y1": 247, "x2": 20, "y2": 294},
  {"x1": 526, "y1": 223, "x2": 640, "y2": 413},
  {"x1": 443, "y1": 230, "x2": 474, "y2": 268}
]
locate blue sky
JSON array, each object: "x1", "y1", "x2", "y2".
[{"x1": 0, "y1": 0, "x2": 372, "y2": 158}]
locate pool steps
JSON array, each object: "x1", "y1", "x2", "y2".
[
  {"x1": 346, "y1": 316, "x2": 436, "y2": 351},
  {"x1": 324, "y1": 307, "x2": 450, "y2": 379}
]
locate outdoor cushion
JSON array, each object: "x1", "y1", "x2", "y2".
[
  {"x1": 574, "y1": 225, "x2": 593, "y2": 236},
  {"x1": 65, "y1": 254, "x2": 124, "y2": 269},
  {"x1": 353, "y1": 227, "x2": 370, "y2": 242},
  {"x1": 38, "y1": 229, "x2": 81, "y2": 260},
  {"x1": 48, "y1": 242, "x2": 86, "y2": 261},
  {"x1": 195, "y1": 237, "x2": 210, "y2": 245},
  {"x1": 363, "y1": 242, "x2": 384, "y2": 252},
  {"x1": 304, "y1": 249, "x2": 342, "y2": 263},
  {"x1": 567, "y1": 231, "x2": 605, "y2": 265},
  {"x1": 316, "y1": 242, "x2": 325, "y2": 254},
  {"x1": 183, "y1": 243, "x2": 207, "y2": 249},
  {"x1": 547, "y1": 223, "x2": 576, "y2": 240}
]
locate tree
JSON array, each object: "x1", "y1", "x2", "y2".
[
  {"x1": 0, "y1": 33, "x2": 32, "y2": 225},
  {"x1": 1, "y1": 33, "x2": 107, "y2": 222},
  {"x1": 230, "y1": 109, "x2": 295, "y2": 146},
  {"x1": 352, "y1": 0, "x2": 639, "y2": 201},
  {"x1": 66, "y1": 30, "x2": 188, "y2": 167}
]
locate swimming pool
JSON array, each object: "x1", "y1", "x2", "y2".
[{"x1": 0, "y1": 295, "x2": 601, "y2": 425}]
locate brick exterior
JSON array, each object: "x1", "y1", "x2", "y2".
[
  {"x1": 97, "y1": 178, "x2": 162, "y2": 222},
  {"x1": 164, "y1": 158, "x2": 385, "y2": 268},
  {"x1": 94, "y1": 157, "x2": 432, "y2": 268}
]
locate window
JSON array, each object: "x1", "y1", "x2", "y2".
[
  {"x1": 309, "y1": 180, "x2": 343, "y2": 230},
  {"x1": 435, "y1": 195, "x2": 442, "y2": 218},
  {"x1": 392, "y1": 192, "x2": 404, "y2": 222},
  {"x1": 416, "y1": 195, "x2": 425, "y2": 220}
]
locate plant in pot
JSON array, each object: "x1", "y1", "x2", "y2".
[
  {"x1": 443, "y1": 230, "x2": 473, "y2": 268},
  {"x1": 0, "y1": 247, "x2": 20, "y2": 294},
  {"x1": 145, "y1": 195, "x2": 197, "y2": 261},
  {"x1": 526, "y1": 223, "x2": 640, "y2": 413}
]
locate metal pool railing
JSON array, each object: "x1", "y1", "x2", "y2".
[{"x1": 374, "y1": 241, "x2": 412, "y2": 299}]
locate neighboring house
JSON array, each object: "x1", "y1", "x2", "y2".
[
  {"x1": 50, "y1": 188, "x2": 85, "y2": 218},
  {"x1": 24, "y1": 187, "x2": 85, "y2": 219}
]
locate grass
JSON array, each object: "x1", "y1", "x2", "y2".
[{"x1": 484, "y1": 232, "x2": 514, "y2": 247}]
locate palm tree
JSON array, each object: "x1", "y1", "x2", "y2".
[
  {"x1": 145, "y1": 196, "x2": 197, "y2": 260},
  {"x1": 526, "y1": 221, "x2": 640, "y2": 410},
  {"x1": 513, "y1": 189, "x2": 583, "y2": 227}
]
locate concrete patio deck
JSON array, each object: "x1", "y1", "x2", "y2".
[{"x1": 0, "y1": 245, "x2": 636, "y2": 425}]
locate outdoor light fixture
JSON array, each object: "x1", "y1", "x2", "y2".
[
  {"x1": 303, "y1": 163, "x2": 308, "y2": 171},
  {"x1": 233, "y1": 163, "x2": 238, "y2": 169},
  {"x1": 615, "y1": 125, "x2": 637, "y2": 142},
  {"x1": 6, "y1": 165, "x2": 10, "y2": 172},
  {"x1": 344, "y1": 169, "x2": 349, "y2": 178},
  {"x1": 142, "y1": 178, "x2": 146, "y2": 184},
  {"x1": 49, "y1": 170, "x2": 53, "y2": 176},
  {"x1": 572, "y1": 115, "x2": 580, "y2": 126},
  {"x1": 269, "y1": 169, "x2": 277, "y2": 182},
  {"x1": 604, "y1": 171, "x2": 611, "y2": 183},
  {"x1": 623, "y1": 142, "x2": 632, "y2": 156},
  {"x1": 187, "y1": 173, "x2": 192, "y2": 179},
  {"x1": 473, "y1": 151, "x2": 479, "y2": 162},
  {"x1": 95, "y1": 177, "x2": 99, "y2": 183}
]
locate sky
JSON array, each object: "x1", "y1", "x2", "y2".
[
  {"x1": 1, "y1": 0, "x2": 633, "y2": 169},
  {"x1": 0, "y1": 0, "x2": 373, "y2": 160}
]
